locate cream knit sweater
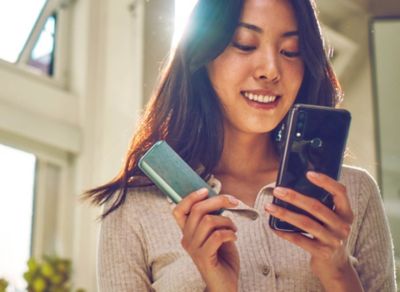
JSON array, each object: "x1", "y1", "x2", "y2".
[{"x1": 98, "y1": 166, "x2": 396, "y2": 291}]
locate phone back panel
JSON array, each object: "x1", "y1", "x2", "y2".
[{"x1": 270, "y1": 104, "x2": 351, "y2": 232}]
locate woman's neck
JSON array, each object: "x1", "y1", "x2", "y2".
[{"x1": 214, "y1": 128, "x2": 279, "y2": 178}]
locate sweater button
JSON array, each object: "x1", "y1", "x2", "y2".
[
  {"x1": 249, "y1": 212, "x2": 258, "y2": 220},
  {"x1": 261, "y1": 266, "x2": 270, "y2": 276}
]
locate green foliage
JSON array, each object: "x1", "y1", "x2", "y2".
[
  {"x1": 22, "y1": 255, "x2": 85, "y2": 292},
  {"x1": 0, "y1": 278, "x2": 9, "y2": 292}
]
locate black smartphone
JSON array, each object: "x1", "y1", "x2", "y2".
[{"x1": 269, "y1": 104, "x2": 351, "y2": 232}]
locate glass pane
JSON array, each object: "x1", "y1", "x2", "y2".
[
  {"x1": 28, "y1": 14, "x2": 56, "y2": 76},
  {"x1": 172, "y1": 0, "x2": 198, "y2": 48},
  {"x1": 0, "y1": 144, "x2": 36, "y2": 290},
  {"x1": 0, "y1": 0, "x2": 47, "y2": 63}
]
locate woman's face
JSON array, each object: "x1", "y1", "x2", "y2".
[{"x1": 208, "y1": 0, "x2": 304, "y2": 135}]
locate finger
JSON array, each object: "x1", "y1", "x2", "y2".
[
  {"x1": 265, "y1": 203, "x2": 343, "y2": 247},
  {"x1": 183, "y1": 195, "x2": 239, "y2": 241},
  {"x1": 306, "y1": 171, "x2": 353, "y2": 223},
  {"x1": 273, "y1": 230, "x2": 342, "y2": 261},
  {"x1": 189, "y1": 215, "x2": 237, "y2": 249},
  {"x1": 272, "y1": 187, "x2": 351, "y2": 239},
  {"x1": 172, "y1": 188, "x2": 209, "y2": 230},
  {"x1": 199, "y1": 229, "x2": 237, "y2": 260}
]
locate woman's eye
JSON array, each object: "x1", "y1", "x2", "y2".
[
  {"x1": 232, "y1": 42, "x2": 256, "y2": 52},
  {"x1": 281, "y1": 50, "x2": 301, "y2": 58}
]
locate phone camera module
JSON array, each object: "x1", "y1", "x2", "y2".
[
  {"x1": 298, "y1": 111, "x2": 306, "y2": 121},
  {"x1": 296, "y1": 112, "x2": 307, "y2": 139}
]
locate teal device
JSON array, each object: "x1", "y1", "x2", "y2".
[{"x1": 138, "y1": 140, "x2": 222, "y2": 214}]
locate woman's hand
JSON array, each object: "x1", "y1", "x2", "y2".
[
  {"x1": 265, "y1": 171, "x2": 363, "y2": 292},
  {"x1": 173, "y1": 188, "x2": 240, "y2": 292}
]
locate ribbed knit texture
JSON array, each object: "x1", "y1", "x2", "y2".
[{"x1": 97, "y1": 166, "x2": 396, "y2": 291}]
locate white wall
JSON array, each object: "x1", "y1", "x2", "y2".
[{"x1": 69, "y1": 0, "x2": 146, "y2": 290}]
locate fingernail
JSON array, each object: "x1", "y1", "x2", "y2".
[
  {"x1": 274, "y1": 187, "x2": 287, "y2": 197},
  {"x1": 265, "y1": 203, "x2": 278, "y2": 213},
  {"x1": 225, "y1": 195, "x2": 239, "y2": 206},
  {"x1": 307, "y1": 171, "x2": 319, "y2": 178},
  {"x1": 196, "y1": 188, "x2": 209, "y2": 196}
]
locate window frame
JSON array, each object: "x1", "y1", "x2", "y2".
[
  {"x1": 0, "y1": 131, "x2": 75, "y2": 262},
  {"x1": 0, "y1": 0, "x2": 73, "y2": 88}
]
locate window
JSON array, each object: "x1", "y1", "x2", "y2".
[
  {"x1": 0, "y1": 0, "x2": 72, "y2": 83},
  {"x1": 28, "y1": 14, "x2": 57, "y2": 76},
  {"x1": 0, "y1": 144, "x2": 36, "y2": 290},
  {"x1": 0, "y1": 0, "x2": 47, "y2": 63},
  {"x1": 371, "y1": 18, "x2": 400, "y2": 287}
]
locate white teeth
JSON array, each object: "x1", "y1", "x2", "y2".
[{"x1": 243, "y1": 92, "x2": 277, "y2": 104}]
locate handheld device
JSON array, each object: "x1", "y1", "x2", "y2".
[
  {"x1": 269, "y1": 104, "x2": 351, "y2": 232},
  {"x1": 138, "y1": 140, "x2": 223, "y2": 215}
]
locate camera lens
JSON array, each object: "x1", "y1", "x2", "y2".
[{"x1": 298, "y1": 111, "x2": 306, "y2": 121}]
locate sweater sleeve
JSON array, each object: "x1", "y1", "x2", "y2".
[
  {"x1": 97, "y1": 203, "x2": 152, "y2": 292},
  {"x1": 353, "y1": 171, "x2": 396, "y2": 292}
]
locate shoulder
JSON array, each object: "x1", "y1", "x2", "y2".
[
  {"x1": 102, "y1": 185, "x2": 172, "y2": 226},
  {"x1": 339, "y1": 165, "x2": 381, "y2": 217},
  {"x1": 339, "y1": 165, "x2": 379, "y2": 194}
]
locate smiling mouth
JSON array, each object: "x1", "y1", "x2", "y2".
[{"x1": 242, "y1": 91, "x2": 280, "y2": 104}]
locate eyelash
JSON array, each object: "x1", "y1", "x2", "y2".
[
  {"x1": 232, "y1": 42, "x2": 301, "y2": 58},
  {"x1": 281, "y1": 50, "x2": 301, "y2": 58},
  {"x1": 232, "y1": 42, "x2": 256, "y2": 52}
]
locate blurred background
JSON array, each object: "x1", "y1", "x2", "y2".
[{"x1": 0, "y1": 0, "x2": 398, "y2": 290}]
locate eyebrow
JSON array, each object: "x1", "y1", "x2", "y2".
[
  {"x1": 238, "y1": 22, "x2": 263, "y2": 33},
  {"x1": 238, "y1": 22, "x2": 299, "y2": 37}
]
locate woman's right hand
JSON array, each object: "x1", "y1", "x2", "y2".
[{"x1": 172, "y1": 188, "x2": 240, "y2": 292}]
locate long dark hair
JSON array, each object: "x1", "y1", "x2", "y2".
[{"x1": 84, "y1": 0, "x2": 342, "y2": 218}]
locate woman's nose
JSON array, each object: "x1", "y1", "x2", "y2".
[{"x1": 253, "y1": 52, "x2": 281, "y2": 83}]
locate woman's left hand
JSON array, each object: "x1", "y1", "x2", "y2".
[{"x1": 265, "y1": 171, "x2": 363, "y2": 292}]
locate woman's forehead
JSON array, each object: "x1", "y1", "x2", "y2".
[{"x1": 239, "y1": 0, "x2": 299, "y2": 33}]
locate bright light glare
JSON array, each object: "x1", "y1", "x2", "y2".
[
  {"x1": 0, "y1": 0, "x2": 47, "y2": 63},
  {"x1": 172, "y1": 0, "x2": 198, "y2": 48},
  {"x1": 0, "y1": 144, "x2": 36, "y2": 290},
  {"x1": 32, "y1": 15, "x2": 55, "y2": 60}
]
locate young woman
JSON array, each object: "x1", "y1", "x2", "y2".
[{"x1": 86, "y1": 0, "x2": 396, "y2": 291}]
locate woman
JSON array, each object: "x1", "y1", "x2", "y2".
[{"x1": 86, "y1": 0, "x2": 396, "y2": 291}]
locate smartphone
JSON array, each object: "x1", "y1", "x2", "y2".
[
  {"x1": 138, "y1": 140, "x2": 223, "y2": 215},
  {"x1": 269, "y1": 104, "x2": 351, "y2": 232}
]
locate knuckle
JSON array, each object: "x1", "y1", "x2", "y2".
[
  {"x1": 223, "y1": 196, "x2": 232, "y2": 206},
  {"x1": 338, "y1": 184, "x2": 347, "y2": 195},
  {"x1": 298, "y1": 217, "x2": 312, "y2": 229},
  {"x1": 310, "y1": 200, "x2": 323, "y2": 213},
  {"x1": 212, "y1": 230, "x2": 224, "y2": 242},
  {"x1": 286, "y1": 190, "x2": 297, "y2": 201},
  {"x1": 276, "y1": 207, "x2": 287, "y2": 217},
  {"x1": 203, "y1": 214, "x2": 214, "y2": 227},
  {"x1": 342, "y1": 224, "x2": 351, "y2": 237},
  {"x1": 319, "y1": 174, "x2": 328, "y2": 184},
  {"x1": 331, "y1": 238, "x2": 343, "y2": 249},
  {"x1": 191, "y1": 204, "x2": 202, "y2": 214}
]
